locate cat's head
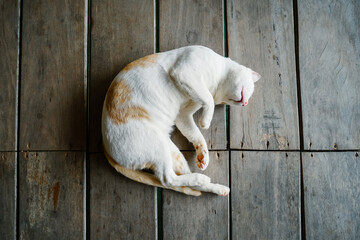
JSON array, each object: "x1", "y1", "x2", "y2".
[{"x1": 216, "y1": 65, "x2": 261, "y2": 106}]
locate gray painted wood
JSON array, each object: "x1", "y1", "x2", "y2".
[
  {"x1": 299, "y1": 0, "x2": 360, "y2": 150},
  {"x1": 231, "y1": 151, "x2": 300, "y2": 239},
  {"x1": 90, "y1": 153, "x2": 156, "y2": 240},
  {"x1": 163, "y1": 151, "x2": 229, "y2": 240},
  {"x1": 228, "y1": 0, "x2": 299, "y2": 150},
  {"x1": 0, "y1": 1, "x2": 17, "y2": 150},
  {"x1": 0, "y1": 152, "x2": 15, "y2": 240},
  {"x1": 159, "y1": 0, "x2": 226, "y2": 150},
  {"x1": 19, "y1": 152, "x2": 84, "y2": 239},
  {"x1": 90, "y1": 0, "x2": 154, "y2": 152},
  {"x1": 20, "y1": 0, "x2": 86, "y2": 150},
  {"x1": 303, "y1": 152, "x2": 360, "y2": 239}
]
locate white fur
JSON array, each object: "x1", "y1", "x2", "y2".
[{"x1": 102, "y1": 45, "x2": 260, "y2": 196}]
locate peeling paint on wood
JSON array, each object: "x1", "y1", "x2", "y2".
[{"x1": 20, "y1": 152, "x2": 84, "y2": 239}]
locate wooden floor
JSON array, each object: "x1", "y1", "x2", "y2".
[{"x1": 1, "y1": 0, "x2": 359, "y2": 239}]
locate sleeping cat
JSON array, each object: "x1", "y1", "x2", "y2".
[{"x1": 102, "y1": 45, "x2": 261, "y2": 196}]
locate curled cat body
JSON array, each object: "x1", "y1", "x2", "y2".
[{"x1": 102, "y1": 45, "x2": 261, "y2": 196}]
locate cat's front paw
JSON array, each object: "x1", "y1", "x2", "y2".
[
  {"x1": 195, "y1": 144, "x2": 209, "y2": 170},
  {"x1": 199, "y1": 116, "x2": 211, "y2": 129}
]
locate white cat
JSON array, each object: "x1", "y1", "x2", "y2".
[{"x1": 102, "y1": 45, "x2": 260, "y2": 196}]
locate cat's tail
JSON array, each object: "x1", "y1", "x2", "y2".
[{"x1": 104, "y1": 150, "x2": 202, "y2": 196}]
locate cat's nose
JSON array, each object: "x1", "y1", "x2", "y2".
[{"x1": 242, "y1": 101, "x2": 248, "y2": 106}]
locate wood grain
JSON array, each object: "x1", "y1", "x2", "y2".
[
  {"x1": 163, "y1": 151, "x2": 229, "y2": 240},
  {"x1": 90, "y1": 0, "x2": 154, "y2": 152},
  {"x1": 0, "y1": 152, "x2": 15, "y2": 240},
  {"x1": 20, "y1": 0, "x2": 85, "y2": 150},
  {"x1": 159, "y1": 0, "x2": 226, "y2": 150},
  {"x1": 0, "y1": 0, "x2": 18, "y2": 150},
  {"x1": 231, "y1": 151, "x2": 300, "y2": 239},
  {"x1": 303, "y1": 152, "x2": 360, "y2": 239},
  {"x1": 90, "y1": 153, "x2": 156, "y2": 239},
  {"x1": 19, "y1": 152, "x2": 84, "y2": 239},
  {"x1": 228, "y1": 0, "x2": 299, "y2": 150},
  {"x1": 299, "y1": 0, "x2": 360, "y2": 150}
]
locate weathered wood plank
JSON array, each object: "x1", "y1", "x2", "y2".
[
  {"x1": 231, "y1": 151, "x2": 300, "y2": 239},
  {"x1": 159, "y1": 0, "x2": 226, "y2": 150},
  {"x1": 0, "y1": 0, "x2": 18, "y2": 150},
  {"x1": 90, "y1": 153, "x2": 156, "y2": 239},
  {"x1": 90, "y1": 0, "x2": 154, "y2": 152},
  {"x1": 20, "y1": 0, "x2": 85, "y2": 150},
  {"x1": 299, "y1": 0, "x2": 360, "y2": 150},
  {"x1": 19, "y1": 152, "x2": 84, "y2": 239},
  {"x1": 303, "y1": 152, "x2": 360, "y2": 239},
  {"x1": 0, "y1": 152, "x2": 15, "y2": 240},
  {"x1": 163, "y1": 151, "x2": 229, "y2": 240},
  {"x1": 228, "y1": 0, "x2": 299, "y2": 150}
]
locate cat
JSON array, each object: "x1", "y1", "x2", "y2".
[{"x1": 102, "y1": 45, "x2": 261, "y2": 196}]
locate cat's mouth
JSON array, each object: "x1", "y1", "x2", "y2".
[
  {"x1": 231, "y1": 99, "x2": 243, "y2": 103},
  {"x1": 230, "y1": 99, "x2": 247, "y2": 106},
  {"x1": 230, "y1": 89, "x2": 247, "y2": 106}
]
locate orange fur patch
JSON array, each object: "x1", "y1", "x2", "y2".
[
  {"x1": 106, "y1": 80, "x2": 150, "y2": 125},
  {"x1": 106, "y1": 81, "x2": 131, "y2": 106},
  {"x1": 171, "y1": 152, "x2": 184, "y2": 173},
  {"x1": 143, "y1": 162, "x2": 156, "y2": 171},
  {"x1": 122, "y1": 54, "x2": 158, "y2": 72}
]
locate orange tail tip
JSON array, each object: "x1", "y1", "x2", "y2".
[{"x1": 104, "y1": 150, "x2": 202, "y2": 196}]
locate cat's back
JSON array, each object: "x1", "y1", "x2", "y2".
[
  {"x1": 102, "y1": 46, "x2": 223, "y2": 128},
  {"x1": 114, "y1": 45, "x2": 221, "y2": 78}
]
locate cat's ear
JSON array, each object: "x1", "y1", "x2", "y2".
[{"x1": 252, "y1": 71, "x2": 261, "y2": 83}]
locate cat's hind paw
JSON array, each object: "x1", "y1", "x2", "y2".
[
  {"x1": 195, "y1": 144, "x2": 209, "y2": 170},
  {"x1": 213, "y1": 184, "x2": 230, "y2": 196}
]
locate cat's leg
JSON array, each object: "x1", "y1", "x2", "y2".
[
  {"x1": 175, "y1": 101, "x2": 210, "y2": 170},
  {"x1": 169, "y1": 62, "x2": 214, "y2": 129},
  {"x1": 168, "y1": 141, "x2": 229, "y2": 196},
  {"x1": 157, "y1": 162, "x2": 211, "y2": 187},
  {"x1": 192, "y1": 183, "x2": 230, "y2": 196},
  {"x1": 168, "y1": 140, "x2": 192, "y2": 175},
  {"x1": 153, "y1": 136, "x2": 211, "y2": 187}
]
